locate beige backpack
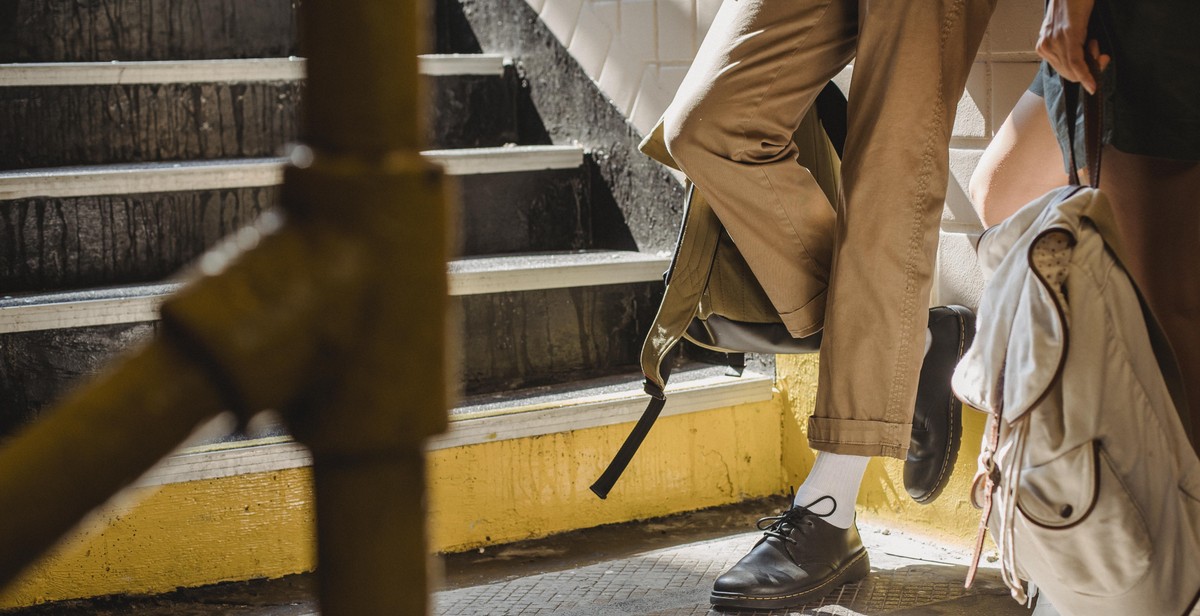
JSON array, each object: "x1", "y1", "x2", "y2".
[{"x1": 590, "y1": 84, "x2": 846, "y2": 499}]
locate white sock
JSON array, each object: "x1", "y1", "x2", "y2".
[
  {"x1": 788, "y1": 329, "x2": 926, "y2": 528},
  {"x1": 793, "y1": 451, "x2": 870, "y2": 529}
]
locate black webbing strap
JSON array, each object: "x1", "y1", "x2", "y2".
[
  {"x1": 1062, "y1": 57, "x2": 1104, "y2": 188},
  {"x1": 727, "y1": 352, "x2": 746, "y2": 377},
  {"x1": 814, "y1": 81, "x2": 848, "y2": 159},
  {"x1": 590, "y1": 393, "x2": 667, "y2": 499}
]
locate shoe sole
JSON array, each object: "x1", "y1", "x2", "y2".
[
  {"x1": 708, "y1": 548, "x2": 871, "y2": 610},
  {"x1": 909, "y1": 305, "x2": 976, "y2": 505}
]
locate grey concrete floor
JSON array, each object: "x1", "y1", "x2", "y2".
[
  {"x1": 435, "y1": 520, "x2": 1028, "y2": 616},
  {"x1": 2, "y1": 498, "x2": 1031, "y2": 615}
]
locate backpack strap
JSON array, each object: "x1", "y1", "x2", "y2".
[
  {"x1": 596, "y1": 85, "x2": 848, "y2": 500},
  {"x1": 590, "y1": 184, "x2": 722, "y2": 499},
  {"x1": 966, "y1": 409, "x2": 1002, "y2": 588},
  {"x1": 641, "y1": 184, "x2": 724, "y2": 391},
  {"x1": 589, "y1": 396, "x2": 667, "y2": 499}
]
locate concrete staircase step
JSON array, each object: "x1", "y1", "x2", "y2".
[
  {"x1": 0, "y1": 81, "x2": 302, "y2": 169},
  {"x1": 127, "y1": 364, "x2": 771, "y2": 488},
  {"x1": 0, "y1": 55, "x2": 503, "y2": 85},
  {"x1": 0, "y1": 185, "x2": 274, "y2": 294},
  {"x1": 0, "y1": 250, "x2": 669, "y2": 433},
  {"x1": 429, "y1": 146, "x2": 593, "y2": 256},
  {"x1": 442, "y1": 364, "x2": 770, "y2": 448},
  {"x1": 0, "y1": 159, "x2": 287, "y2": 200},
  {"x1": 3, "y1": 4, "x2": 501, "y2": 64},
  {"x1": 0, "y1": 55, "x2": 525, "y2": 165},
  {"x1": 0, "y1": 251, "x2": 668, "y2": 334},
  {"x1": 458, "y1": 278, "x2": 660, "y2": 396},
  {"x1": 424, "y1": 59, "x2": 522, "y2": 149},
  {"x1": 0, "y1": 147, "x2": 592, "y2": 292},
  {"x1": 448, "y1": 250, "x2": 666, "y2": 295},
  {"x1": 0, "y1": 251, "x2": 667, "y2": 334},
  {"x1": 0, "y1": 146, "x2": 586, "y2": 199},
  {"x1": 0, "y1": 59, "x2": 306, "y2": 86},
  {"x1": 1, "y1": 1, "x2": 299, "y2": 63},
  {"x1": 423, "y1": 145, "x2": 584, "y2": 175}
]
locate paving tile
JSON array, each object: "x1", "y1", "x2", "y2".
[
  {"x1": 630, "y1": 65, "x2": 672, "y2": 133},
  {"x1": 589, "y1": 1, "x2": 621, "y2": 38},
  {"x1": 658, "y1": 63, "x2": 691, "y2": 99},
  {"x1": 936, "y1": 230, "x2": 985, "y2": 311},
  {"x1": 8, "y1": 503, "x2": 1030, "y2": 615},
  {"x1": 597, "y1": 43, "x2": 643, "y2": 114},
  {"x1": 433, "y1": 523, "x2": 1029, "y2": 616}
]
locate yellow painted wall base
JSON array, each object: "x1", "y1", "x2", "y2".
[
  {"x1": 777, "y1": 354, "x2": 987, "y2": 548},
  {"x1": 0, "y1": 398, "x2": 784, "y2": 607},
  {"x1": 1, "y1": 357, "x2": 993, "y2": 607},
  {"x1": 0, "y1": 469, "x2": 317, "y2": 609},
  {"x1": 427, "y1": 400, "x2": 785, "y2": 553}
]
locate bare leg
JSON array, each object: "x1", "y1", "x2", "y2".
[
  {"x1": 976, "y1": 90, "x2": 1200, "y2": 447},
  {"x1": 1100, "y1": 149, "x2": 1200, "y2": 446},
  {"x1": 969, "y1": 90, "x2": 1069, "y2": 227}
]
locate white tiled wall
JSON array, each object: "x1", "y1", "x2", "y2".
[
  {"x1": 937, "y1": 0, "x2": 1044, "y2": 307},
  {"x1": 529, "y1": 0, "x2": 1046, "y2": 308}
]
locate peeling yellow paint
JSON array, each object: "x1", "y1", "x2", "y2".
[
  {"x1": 425, "y1": 400, "x2": 785, "y2": 552},
  {"x1": 0, "y1": 469, "x2": 317, "y2": 609},
  {"x1": 1, "y1": 359, "x2": 992, "y2": 608},
  {"x1": 776, "y1": 354, "x2": 987, "y2": 547},
  {"x1": 0, "y1": 399, "x2": 784, "y2": 607}
]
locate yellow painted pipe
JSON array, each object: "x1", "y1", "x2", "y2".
[
  {"x1": 0, "y1": 2, "x2": 446, "y2": 614},
  {"x1": 300, "y1": 0, "x2": 425, "y2": 154}
]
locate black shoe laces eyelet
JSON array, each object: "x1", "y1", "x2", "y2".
[{"x1": 755, "y1": 495, "x2": 837, "y2": 544}]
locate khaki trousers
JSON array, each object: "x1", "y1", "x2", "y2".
[{"x1": 662, "y1": 0, "x2": 995, "y2": 458}]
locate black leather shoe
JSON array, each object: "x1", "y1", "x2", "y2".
[
  {"x1": 904, "y1": 305, "x2": 976, "y2": 504},
  {"x1": 710, "y1": 496, "x2": 870, "y2": 610}
]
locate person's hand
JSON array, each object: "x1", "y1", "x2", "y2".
[{"x1": 1036, "y1": 0, "x2": 1111, "y2": 94}]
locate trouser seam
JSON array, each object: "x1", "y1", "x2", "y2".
[
  {"x1": 760, "y1": 166, "x2": 824, "y2": 285},
  {"x1": 882, "y1": 0, "x2": 967, "y2": 426}
]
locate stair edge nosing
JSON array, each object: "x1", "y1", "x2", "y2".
[
  {"x1": 0, "y1": 253, "x2": 668, "y2": 333},
  {"x1": 133, "y1": 372, "x2": 775, "y2": 487},
  {"x1": 0, "y1": 56, "x2": 506, "y2": 86},
  {"x1": 417, "y1": 54, "x2": 508, "y2": 76},
  {"x1": 431, "y1": 371, "x2": 774, "y2": 450},
  {"x1": 0, "y1": 58, "x2": 306, "y2": 86},
  {"x1": 0, "y1": 160, "x2": 286, "y2": 200},
  {"x1": 0, "y1": 147, "x2": 587, "y2": 200}
]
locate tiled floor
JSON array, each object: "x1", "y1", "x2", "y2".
[
  {"x1": 4, "y1": 500, "x2": 1032, "y2": 615},
  {"x1": 434, "y1": 523, "x2": 1029, "y2": 616}
]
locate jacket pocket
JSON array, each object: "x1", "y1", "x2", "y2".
[{"x1": 1016, "y1": 441, "x2": 1153, "y2": 597}]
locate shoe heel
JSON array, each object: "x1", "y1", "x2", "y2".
[{"x1": 843, "y1": 550, "x2": 871, "y2": 584}]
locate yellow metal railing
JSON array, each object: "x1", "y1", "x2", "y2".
[{"x1": 0, "y1": 1, "x2": 449, "y2": 614}]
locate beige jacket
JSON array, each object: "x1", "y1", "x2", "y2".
[{"x1": 953, "y1": 185, "x2": 1200, "y2": 614}]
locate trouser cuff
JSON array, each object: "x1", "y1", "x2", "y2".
[{"x1": 807, "y1": 416, "x2": 910, "y2": 460}]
